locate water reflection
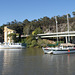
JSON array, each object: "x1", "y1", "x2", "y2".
[
  {"x1": 22, "y1": 48, "x2": 44, "y2": 56},
  {"x1": 1, "y1": 50, "x2": 22, "y2": 75},
  {"x1": 0, "y1": 48, "x2": 75, "y2": 75},
  {"x1": 42, "y1": 54, "x2": 75, "y2": 75}
]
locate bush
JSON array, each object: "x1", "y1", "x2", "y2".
[
  {"x1": 20, "y1": 39, "x2": 26, "y2": 43},
  {"x1": 32, "y1": 40, "x2": 37, "y2": 46},
  {"x1": 37, "y1": 39, "x2": 47, "y2": 47},
  {"x1": 29, "y1": 40, "x2": 37, "y2": 47}
]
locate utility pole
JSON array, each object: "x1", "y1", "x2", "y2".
[{"x1": 55, "y1": 16, "x2": 58, "y2": 43}]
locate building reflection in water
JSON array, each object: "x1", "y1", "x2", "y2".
[
  {"x1": 0, "y1": 49, "x2": 75, "y2": 75},
  {"x1": 2, "y1": 50, "x2": 22, "y2": 75}
]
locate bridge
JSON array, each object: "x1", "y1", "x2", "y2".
[{"x1": 37, "y1": 31, "x2": 75, "y2": 43}]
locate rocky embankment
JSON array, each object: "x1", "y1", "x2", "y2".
[{"x1": 44, "y1": 22, "x2": 75, "y2": 33}]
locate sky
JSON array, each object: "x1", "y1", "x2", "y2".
[{"x1": 0, "y1": 0, "x2": 75, "y2": 26}]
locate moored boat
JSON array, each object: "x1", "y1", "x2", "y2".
[
  {"x1": 42, "y1": 43, "x2": 75, "y2": 54},
  {"x1": 0, "y1": 42, "x2": 26, "y2": 49}
]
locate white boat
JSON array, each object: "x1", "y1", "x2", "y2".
[
  {"x1": 0, "y1": 42, "x2": 26, "y2": 49},
  {"x1": 42, "y1": 43, "x2": 75, "y2": 54}
]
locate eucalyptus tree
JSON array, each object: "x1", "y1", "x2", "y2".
[
  {"x1": 23, "y1": 19, "x2": 30, "y2": 26},
  {"x1": 72, "y1": 11, "x2": 75, "y2": 17},
  {"x1": 23, "y1": 24, "x2": 31, "y2": 35}
]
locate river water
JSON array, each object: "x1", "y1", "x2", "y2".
[{"x1": 0, "y1": 48, "x2": 75, "y2": 75}]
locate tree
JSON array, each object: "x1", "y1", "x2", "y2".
[
  {"x1": 0, "y1": 27, "x2": 3, "y2": 34},
  {"x1": 23, "y1": 19, "x2": 30, "y2": 26},
  {"x1": 62, "y1": 15, "x2": 67, "y2": 18},
  {"x1": 8, "y1": 33, "x2": 17, "y2": 42},
  {"x1": 23, "y1": 25, "x2": 31, "y2": 35},
  {"x1": 68, "y1": 14, "x2": 71, "y2": 18},
  {"x1": 72, "y1": 11, "x2": 75, "y2": 17},
  {"x1": 32, "y1": 27, "x2": 43, "y2": 36}
]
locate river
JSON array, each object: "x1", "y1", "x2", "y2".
[{"x1": 0, "y1": 48, "x2": 75, "y2": 75}]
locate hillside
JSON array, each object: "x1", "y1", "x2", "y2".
[{"x1": 0, "y1": 13, "x2": 75, "y2": 36}]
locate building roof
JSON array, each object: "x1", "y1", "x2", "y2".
[
  {"x1": 60, "y1": 43, "x2": 75, "y2": 46},
  {"x1": 7, "y1": 27, "x2": 16, "y2": 31},
  {"x1": 4, "y1": 26, "x2": 16, "y2": 32}
]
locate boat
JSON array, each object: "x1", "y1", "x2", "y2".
[
  {"x1": 42, "y1": 43, "x2": 75, "y2": 54},
  {"x1": 0, "y1": 42, "x2": 26, "y2": 49}
]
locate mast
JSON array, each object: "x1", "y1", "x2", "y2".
[
  {"x1": 67, "y1": 14, "x2": 70, "y2": 42},
  {"x1": 55, "y1": 16, "x2": 58, "y2": 43}
]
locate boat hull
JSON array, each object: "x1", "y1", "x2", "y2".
[
  {"x1": 42, "y1": 48, "x2": 75, "y2": 54},
  {"x1": 52, "y1": 49, "x2": 75, "y2": 54},
  {"x1": 0, "y1": 45, "x2": 25, "y2": 49},
  {"x1": 42, "y1": 48, "x2": 53, "y2": 54}
]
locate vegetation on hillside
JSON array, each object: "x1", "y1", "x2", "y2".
[{"x1": 0, "y1": 11, "x2": 75, "y2": 47}]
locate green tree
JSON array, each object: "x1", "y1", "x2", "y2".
[
  {"x1": 32, "y1": 27, "x2": 43, "y2": 36},
  {"x1": 30, "y1": 40, "x2": 37, "y2": 47},
  {"x1": 8, "y1": 33, "x2": 17, "y2": 42},
  {"x1": 23, "y1": 19, "x2": 30, "y2": 26},
  {"x1": 23, "y1": 25, "x2": 31, "y2": 35},
  {"x1": 72, "y1": 11, "x2": 75, "y2": 17}
]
